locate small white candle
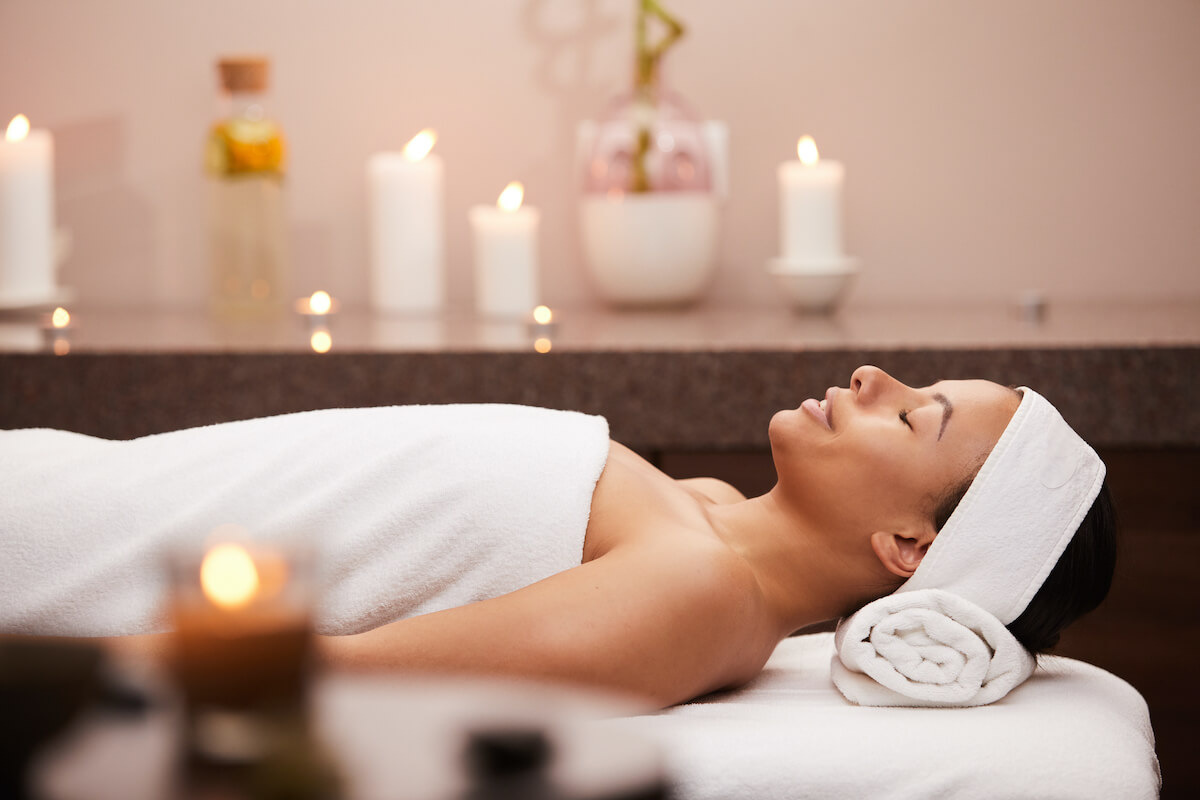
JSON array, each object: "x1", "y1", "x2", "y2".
[
  {"x1": 469, "y1": 181, "x2": 540, "y2": 318},
  {"x1": 367, "y1": 129, "x2": 444, "y2": 313},
  {"x1": 777, "y1": 136, "x2": 846, "y2": 266},
  {"x1": 0, "y1": 115, "x2": 56, "y2": 305}
]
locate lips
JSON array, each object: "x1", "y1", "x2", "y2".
[{"x1": 801, "y1": 398, "x2": 831, "y2": 430}]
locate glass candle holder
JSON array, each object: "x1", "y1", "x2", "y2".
[{"x1": 168, "y1": 539, "x2": 314, "y2": 769}]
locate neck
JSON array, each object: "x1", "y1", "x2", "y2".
[{"x1": 706, "y1": 487, "x2": 898, "y2": 634}]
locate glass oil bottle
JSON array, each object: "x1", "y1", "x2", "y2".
[{"x1": 206, "y1": 57, "x2": 288, "y2": 318}]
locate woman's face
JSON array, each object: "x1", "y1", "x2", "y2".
[{"x1": 769, "y1": 366, "x2": 1021, "y2": 537}]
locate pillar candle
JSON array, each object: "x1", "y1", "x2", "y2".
[
  {"x1": 469, "y1": 181, "x2": 540, "y2": 318},
  {"x1": 367, "y1": 129, "x2": 444, "y2": 313},
  {"x1": 0, "y1": 115, "x2": 56, "y2": 304},
  {"x1": 777, "y1": 135, "x2": 845, "y2": 265}
]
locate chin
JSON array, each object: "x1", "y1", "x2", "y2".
[
  {"x1": 767, "y1": 408, "x2": 793, "y2": 443},
  {"x1": 767, "y1": 408, "x2": 810, "y2": 463}
]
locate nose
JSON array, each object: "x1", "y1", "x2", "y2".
[{"x1": 850, "y1": 365, "x2": 901, "y2": 404}]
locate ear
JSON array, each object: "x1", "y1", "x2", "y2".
[{"x1": 870, "y1": 525, "x2": 937, "y2": 579}]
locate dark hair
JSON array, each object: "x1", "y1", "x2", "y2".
[
  {"x1": 931, "y1": 478, "x2": 1118, "y2": 655},
  {"x1": 1006, "y1": 482, "x2": 1117, "y2": 653}
]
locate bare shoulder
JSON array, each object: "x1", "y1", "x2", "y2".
[
  {"x1": 676, "y1": 477, "x2": 748, "y2": 505},
  {"x1": 600, "y1": 535, "x2": 778, "y2": 691}
]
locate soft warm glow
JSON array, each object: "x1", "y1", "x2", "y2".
[
  {"x1": 5, "y1": 114, "x2": 30, "y2": 143},
  {"x1": 797, "y1": 136, "x2": 819, "y2": 166},
  {"x1": 200, "y1": 544, "x2": 260, "y2": 610},
  {"x1": 403, "y1": 128, "x2": 437, "y2": 162},
  {"x1": 532, "y1": 305, "x2": 553, "y2": 325},
  {"x1": 53, "y1": 338, "x2": 70, "y2": 356},
  {"x1": 50, "y1": 307, "x2": 70, "y2": 328},
  {"x1": 534, "y1": 337, "x2": 552, "y2": 354},
  {"x1": 308, "y1": 290, "x2": 332, "y2": 315},
  {"x1": 497, "y1": 181, "x2": 524, "y2": 212},
  {"x1": 310, "y1": 329, "x2": 332, "y2": 353}
]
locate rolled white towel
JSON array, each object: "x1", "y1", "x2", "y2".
[{"x1": 831, "y1": 588, "x2": 1035, "y2": 707}]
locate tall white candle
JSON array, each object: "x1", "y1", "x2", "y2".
[
  {"x1": 469, "y1": 181, "x2": 540, "y2": 318},
  {"x1": 777, "y1": 135, "x2": 845, "y2": 266},
  {"x1": 0, "y1": 115, "x2": 56, "y2": 305},
  {"x1": 367, "y1": 128, "x2": 444, "y2": 313}
]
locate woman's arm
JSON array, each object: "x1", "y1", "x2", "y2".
[{"x1": 317, "y1": 539, "x2": 774, "y2": 708}]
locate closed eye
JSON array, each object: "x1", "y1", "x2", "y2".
[{"x1": 899, "y1": 409, "x2": 913, "y2": 430}]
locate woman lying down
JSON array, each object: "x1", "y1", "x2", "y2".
[{"x1": 0, "y1": 366, "x2": 1115, "y2": 709}]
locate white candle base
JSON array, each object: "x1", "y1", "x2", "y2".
[{"x1": 767, "y1": 256, "x2": 859, "y2": 314}]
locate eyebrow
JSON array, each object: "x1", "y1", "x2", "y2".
[{"x1": 933, "y1": 392, "x2": 953, "y2": 441}]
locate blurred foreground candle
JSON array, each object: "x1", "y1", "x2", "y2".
[
  {"x1": 777, "y1": 135, "x2": 846, "y2": 265},
  {"x1": 170, "y1": 538, "x2": 313, "y2": 766},
  {"x1": 0, "y1": 115, "x2": 56, "y2": 306},
  {"x1": 469, "y1": 181, "x2": 540, "y2": 318},
  {"x1": 368, "y1": 128, "x2": 444, "y2": 314}
]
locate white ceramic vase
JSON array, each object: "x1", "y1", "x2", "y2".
[{"x1": 577, "y1": 118, "x2": 728, "y2": 308}]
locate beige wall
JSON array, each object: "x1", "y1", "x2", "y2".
[{"x1": 2, "y1": 0, "x2": 1198, "y2": 311}]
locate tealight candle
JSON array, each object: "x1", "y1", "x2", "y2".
[
  {"x1": 469, "y1": 181, "x2": 541, "y2": 318},
  {"x1": 526, "y1": 303, "x2": 558, "y2": 335},
  {"x1": 367, "y1": 129, "x2": 445, "y2": 314},
  {"x1": 294, "y1": 289, "x2": 338, "y2": 317},
  {"x1": 1, "y1": 115, "x2": 56, "y2": 306},
  {"x1": 777, "y1": 135, "x2": 846, "y2": 267},
  {"x1": 42, "y1": 305, "x2": 72, "y2": 355}
]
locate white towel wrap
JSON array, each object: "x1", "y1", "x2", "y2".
[
  {"x1": 0, "y1": 404, "x2": 610, "y2": 637},
  {"x1": 833, "y1": 387, "x2": 1105, "y2": 706}
]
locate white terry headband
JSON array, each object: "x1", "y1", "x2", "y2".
[{"x1": 897, "y1": 386, "x2": 1106, "y2": 625}]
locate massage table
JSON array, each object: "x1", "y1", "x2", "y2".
[
  {"x1": 34, "y1": 633, "x2": 1159, "y2": 800},
  {"x1": 620, "y1": 632, "x2": 1161, "y2": 799}
]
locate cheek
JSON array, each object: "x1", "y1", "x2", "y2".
[{"x1": 794, "y1": 433, "x2": 918, "y2": 519}]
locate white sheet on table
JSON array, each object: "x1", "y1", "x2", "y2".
[{"x1": 607, "y1": 633, "x2": 1160, "y2": 800}]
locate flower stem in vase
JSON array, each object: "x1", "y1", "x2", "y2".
[{"x1": 632, "y1": 0, "x2": 685, "y2": 193}]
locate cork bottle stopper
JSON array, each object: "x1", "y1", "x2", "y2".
[{"x1": 217, "y1": 57, "x2": 270, "y2": 93}]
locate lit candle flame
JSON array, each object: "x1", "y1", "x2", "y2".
[
  {"x1": 497, "y1": 181, "x2": 524, "y2": 212},
  {"x1": 797, "y1": 136, "x2": 819, "y2": 166},
  {"x1": 403, "y1": 128, "x2": 437, "y2": 162},
  {"x1": 308, "y1": 290, "x2": 332, "y2": 315},
  {"x1": 200, "y1": 543, "x2": 260, "y2": 610},
  {"x1": 310, "y1": 329, "x2": 333, "y2": 353},
  {"x1": 50, "y1": 307, "x2": 70, "y2": 328},
  {"x1": 532, "y1": 305, "x2": 553, "y2": 325},
  {"x1": 6, "y1": 114, "x2": 30, "y2": 143}
]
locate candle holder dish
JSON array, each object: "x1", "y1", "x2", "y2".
[{"x1": 767, "y1": 256, "x2": 859, "y2": 314}]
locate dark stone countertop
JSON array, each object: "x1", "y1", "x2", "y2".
[{"x1": 2, "y1": 303, "x2": 1198, "y2": 449}]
